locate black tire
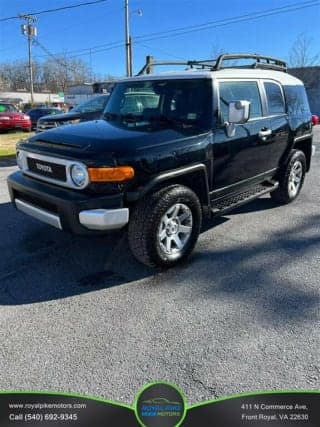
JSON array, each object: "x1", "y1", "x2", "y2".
[
  {"x1": 128, "y1": 185, "x2": 202, "y2": 267},
  {"x1": 271, "y1": 149, "x2": 306, "y2": 204}
]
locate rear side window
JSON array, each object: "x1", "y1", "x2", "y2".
[
  {"x1": 264, "y1": 82, "x2": 285, "y2": 114},
  {"x1": 219, "y1": 81, "x2": 262, "y2": 120},
  {"x1": 283, "y1": 85, "x2": 311, "y2": 117}
]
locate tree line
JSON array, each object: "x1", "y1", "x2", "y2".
[{"x1": 0, "y1": 56, "x2": 102, "y2": 93}]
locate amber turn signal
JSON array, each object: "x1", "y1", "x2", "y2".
[{"x1": 88, "y1": 166, "x2": 135, "y2": 182}]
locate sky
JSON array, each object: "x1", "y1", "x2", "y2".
[{"x1": 0, "y1": 0, "x2": 320, "y2": 79}]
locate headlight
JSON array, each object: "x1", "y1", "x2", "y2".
[
  {"x1": 70, "y1": 163, "x2": 88, "y2": 187},
  {"x1": 17, "y1": 151, "x2": 26, "y2": 170}
]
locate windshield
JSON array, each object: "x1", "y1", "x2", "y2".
[
  {"x1": 73, "y1": 95, "x2": 109, "y2": 113},
  {"x1": 103, "y1": 79, "x2": 212, "y2": 131},
  {"x1": 43, "y1": 108, "x2": 61, "y2": 115},
  {"x1": 0, "y1": 104, "x2": 18, "y2": 113}
]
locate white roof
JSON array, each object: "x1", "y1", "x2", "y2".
[{"x1": 120, "y1": 68, "x2": 302, "y2": 86}]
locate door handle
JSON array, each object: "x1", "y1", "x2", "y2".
[{"x1": 259, "y1": 128, "x2": 272, "y2": 141}]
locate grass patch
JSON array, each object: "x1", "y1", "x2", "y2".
[
  {"x1": 0, "y1": 146, "x2": 16, "y2": 158},
  {"x1": 0, "y1": 131, "x2": 34, "y2": 159}
]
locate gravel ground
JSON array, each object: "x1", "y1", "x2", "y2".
[{"x1": 0, "y1": 127, "x2": 319, "y2": 406}]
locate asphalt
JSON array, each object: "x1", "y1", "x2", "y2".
[{"x1": 0, "y1": 127, "x2": 319, "y2": 406}]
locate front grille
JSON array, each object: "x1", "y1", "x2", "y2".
[
  {"x1": 27, "y1": 157, "x2": 67, "y2": 182},
  {"x1": 18, "y1": 150, "x2": 88, "y2": 190},
  {"x1": 37, "y1": 121, "x2": 58, "y2": 131}
]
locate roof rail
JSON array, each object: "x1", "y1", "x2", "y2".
[{"x1": 136, "y1": 53, "x2": 287, "y2": 75}]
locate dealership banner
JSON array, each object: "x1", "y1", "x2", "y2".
[{"x1": 0, "y1": 382, "x2": 319, "y2": 427}]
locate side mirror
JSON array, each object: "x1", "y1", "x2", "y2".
[
  {"x1": 226, "y1": 100, "x2": 250, "y2": 137},
  {"x1": 229, "y1": 100, "x2": 250, "y2": 124}
]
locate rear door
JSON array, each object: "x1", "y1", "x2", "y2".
[{"x1": 261, "y1": 80, "x2": 289, "y2": 170}]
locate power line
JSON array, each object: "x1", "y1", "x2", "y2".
[
  {"x1": 134, "y1": 0, "x2": 320, "y2": 43},
  {"x1": 33, "y1": 39, "x2": 81, "y2": 74},
  {"x1": 134, "y1": 41, "x2": 185, "y2": 61},
  {"x1": 0, "y1": 0, "x2": 108, "y2": 23},
  {"x1": 30, "y1": 0, "x2": 320, "y2": 61},
  {"x1": 7, "y1": 0, "x2": 318, "y2": 64},
  {"x1": 33, "y1": 41, "x2": 124, "y2": 61}
]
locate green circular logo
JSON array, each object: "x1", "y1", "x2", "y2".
[{"x1": 135, "y1": 382, "x2": 186, "y2": 427}]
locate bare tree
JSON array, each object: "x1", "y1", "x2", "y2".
[
  {"x1": 0, "y1": 57, "x2": 91, "y2": 93},
  {"x1": 289, "y1": 33, "x2": 320, "y2": 89},
  {"x1": 42, "y1": 56, "x2": 91, "y2": 92},
  {"x1": 289, "y1": 33, "x2": 319, "y2": 67},
  {"x1": 0, "y1": 61, "x2": 28, "y2": 91},
  {"x1": 211, "y1": 42, "x2": 225, "y2": 60}
]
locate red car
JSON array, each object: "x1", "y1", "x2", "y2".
[
  {"x1": 312, "y1": 114, "x2": 319, "y2": 126},
  {"x1": 0, "y1": 103, "x2": 31, "y2": 132}
]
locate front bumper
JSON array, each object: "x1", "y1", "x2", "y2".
[
  {"x1": 0, "y1": 121, "x2": 31, "y2": 130},
  {"x1": 7, "y1": 171, "x2": 129, "y2": 235}
]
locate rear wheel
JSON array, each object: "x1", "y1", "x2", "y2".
[
  {"x1": 128, "y1": 185, "x2": 202, "y2": 267},
  {"x1": 271, "y1": 150, "x2": 306, "y2": 204}
]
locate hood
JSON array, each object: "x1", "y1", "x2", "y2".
[
  {"x1": 38, "y1": 111, "x2": 83, "y2": 122},
  {"x1": 18, "y1": 119, "x2": 200, "y2": 161}
]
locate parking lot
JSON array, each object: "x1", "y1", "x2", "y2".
[{"x1": 0, "y1": 127, "x2": 319, "y2": 405}]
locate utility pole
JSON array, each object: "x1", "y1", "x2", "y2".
[
  {"x1": 129, "y1": 36, "x2": 133, "y2": 77},
  {"x1": 124, "y1": 0, "x2": 131, "y2": 77},
  {"x1": 19, "y1": 14, "x2": 37, "y2": 105},
  {"x1": 124, "y1": 1, "x2": 142, "y2": 77}
]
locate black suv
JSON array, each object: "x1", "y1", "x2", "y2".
[{"x1": 7, "y1": 54, "x2": 314, "y2": 267}]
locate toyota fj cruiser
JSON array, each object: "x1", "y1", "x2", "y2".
[{"x1": 7, "y1": 54, "x2": 314, "y2": 267}]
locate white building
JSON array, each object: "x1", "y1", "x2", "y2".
[
  {"x1": 0, "y1": 91, "x2": 64, "y2": 106},
  {"x1": 65, "y1": 81, "x2": 115, "y2": 107}
]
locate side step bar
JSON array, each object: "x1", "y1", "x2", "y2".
[{"x1": 211, "y1": 182, "x2": 279, "y2": 216}]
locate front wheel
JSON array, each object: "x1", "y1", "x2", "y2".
[
  {"x1": 271, "y1": 149, "x2": 306, "y2": 204},
  {"x1": 128, "y1": 185, "x2": 202, "y2": 267}
]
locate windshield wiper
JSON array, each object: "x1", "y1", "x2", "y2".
[
  {"x1": 121, "y1": 113, "x2": 143, "y2": 123},
  {"x1": 150, "y1": 115, "x2": 199, "y2": 129}
]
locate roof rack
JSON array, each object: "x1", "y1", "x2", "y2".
[
  {"x1": 136, "y1": 53, "x2": 287, "y2": 75},
  {"x1": 214, "y1": 53, "x2": 287, "y2": 72}
]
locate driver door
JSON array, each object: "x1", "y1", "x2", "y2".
[{"x1": 212, "y1": 79, "x2": 272, "y2": 189}]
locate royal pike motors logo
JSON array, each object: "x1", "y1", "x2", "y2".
[{"x1": 135, "y1": 382, "x2": 186, "y2": 427}]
